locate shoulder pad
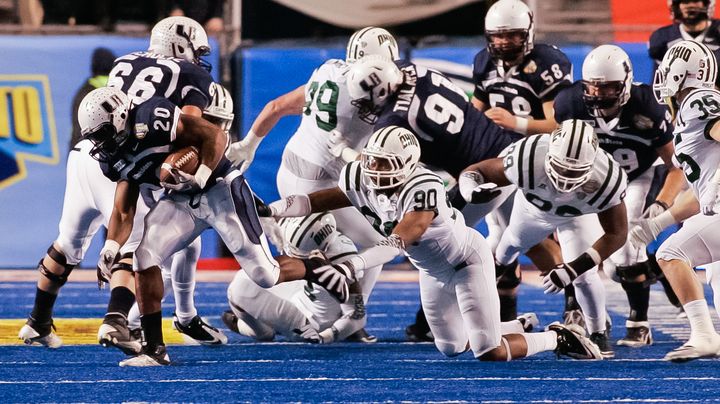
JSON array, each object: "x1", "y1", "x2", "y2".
[
  {"x1": 339, "y1": 161, "x2": 363, "y2": 193},
  {"x1": 472, "y1": 49, "x2": 493, "y2": 78},
  {"x1": 680, "y1": 89, "x2": 720, "y2": 121}
]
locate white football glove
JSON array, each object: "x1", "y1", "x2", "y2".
[
  {"x1": 327, "y1": 130, "x2": 350, "y2": 158},
  {"x1": 542, "y1": 263, "x2": 578, "y2": 294},
  {"x1": 628, "y1": 219, "x2": 661, "y2": 249},
  {"x1": 161, "y1": 168, "x2": 199, "y2": 193},
  {"x1": 97, "y1": 239, "x2": 120, "y2": 289},
  {"x1": 294, "y1": 322, "x2": 336, "y2": 344},
  {"x1": 641, "y1": 201, "x2": 668, "y2": 219},
  {"x1": 259, "y1": 217, "x2": 285, "y2": 251},
  {"x1": 458, "y1": 171, "x2": 502, "y2": 204},
  {"x1": 226, "y1": 131, "x2": 263, "y2": 174},
  {"x1": 700, "y1": 181, "x2": 720, "y2": 215}
]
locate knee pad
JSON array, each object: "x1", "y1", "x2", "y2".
[
  {"x1": 434, "y1": 339, "x2": 468, "y2": 357},
  {"x1": 38, "y1": 245, "x2": 75, "y2": 287},
  {"x1": 495, "y1": 259, "x2": 521, "y2": 289}
]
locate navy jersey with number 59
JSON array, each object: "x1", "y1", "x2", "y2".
[
  {"x1": 100, "y1": 97, "x2": 180, "y2": 186},
  {"x1": 375, "y1": 61, "x2": 522, "y2": 177},
  {"x1": 108, "y1": 51, "x2": 213, "y2": 109},
  {"x1": 472, "y1": 44, "x2": 572, "y2": 119},
  {"x1": 554, "y1": 82, "x2": 673, "y2": 182}
]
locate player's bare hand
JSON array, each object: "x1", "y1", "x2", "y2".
[
  {"x1": 485, "y1": 107, "x2": 516, "y2": 130},
  {"x1": 327, "y1": 130, "x2": 350, "y2": 158}
]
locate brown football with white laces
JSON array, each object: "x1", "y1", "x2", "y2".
[{"x1": 159, "y1": 146, "x2": 200, "y2": 184}]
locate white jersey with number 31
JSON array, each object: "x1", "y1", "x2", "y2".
[
  {"x1": 674, "y1": 88, "x2": 720, "y2": 203},
  {"x1": 285, "y1": 59, "x2": 374, "y2": 177}
]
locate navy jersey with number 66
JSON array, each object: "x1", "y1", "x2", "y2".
[
  {"x1": 108, "y1": 51, "x2": 213, "y2": 110},
  {"x1": 375, "y1": 61, "x2": 522, "y2": 177}
]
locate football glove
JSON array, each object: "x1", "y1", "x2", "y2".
[
  {"x1": 458, "y1": 171, "x2": 501, "y2": 204},
  {"x1": 226, "y1": 131, "x2": 263, "y2": 174},
  {"x1": 641, "y1": 200, "x2": 668, "y2": 219},
  {"x1": 294, "y1": 322, "x2": 336, "y2": 344},
  {"x1": 161, "y1": 168, "x2": 199, "y2": 193},
  {"x1": 97, "y1": 240, "x2": 120, "y2": 289},
  {"x1": 327, "y1": 130, "x2": 350, "y2": 158},
  {"x1": 542, "y1": 263, "x2": 578, "y2": 294}
]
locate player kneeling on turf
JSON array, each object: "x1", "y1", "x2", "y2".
[{"x1": 264, "y1": 125, "x2": 603, "y2": 360}]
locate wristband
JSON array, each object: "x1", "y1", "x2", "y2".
[
  {"x1": 568, "y1": 248, "x2": 601, "y2": 275},
  {"x1": 194, "y1": 164, "x2": 213, "y2": 189},
  {"x1": 654, "y1": 200, "x2": 670, "y2": 210},
  {"x1": 102, "y1": 239, "x2": 120, "y2": 255},
  {"x1": 654, "y1": 209, "x2": 678, "y2": 230},
  {"x1": 242, "y1": 130, "x2": 264, "y2": 150},
  {"x1": 340, "y1": 147, "x2": 360, "y2": 163},
  {"x1": 515, "y1": 117, "x2": 529, "y2": 135},
  {"x1": 269, "y1": 194, "x2": 312, "y2": 217}
]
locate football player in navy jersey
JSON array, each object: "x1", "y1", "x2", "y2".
[
  {"x1": 472, "y1": 0, "x2": 572, "y2": 136},
  {"x1": 649, "y1": 1, "x2": 720, "y2": 75},
  {"x1": 555, "y1": 45, "x2": 685, "y2": 349},
  {"x1": 79, "y1": 87, "x2": 353, "y2": 366}
]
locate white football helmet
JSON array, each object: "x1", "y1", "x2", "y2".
[
  {"x1": 149, "y1": 16, "x2": 211, "y2": 69},
  {"x1": 279, "y1": 213, "x2": 339, "y2": 258},
  {"x1": 346, "y1": 55, "x2": 403, "y2": 124},
  {"x1": 653, "y1": 40, "x2": 717, "y2": 108},
  {"x1": 361, "y1": 126, "x2": 421, "y2": 190},
  {"x1": 77, "y1": 87, "x2": 131, "y2": 162},
  {"x1": 204, "y1": 83, "x2": 234, "y2": 134},
  {"x1": 668, "y1": 0, "x2": 714, "y2": 24},
  {"x1": 484, "y1": 0, "x2": 535, "y2": 62},
  {"x1": 545, "y1": 120, "x2": 599, "y2": 193},
  {"x1": 581, "y1": 45, "x2": 633, "y2": 118},
  {"x1": 346, "y1": 26, "x2": 400, "y2": 63}
]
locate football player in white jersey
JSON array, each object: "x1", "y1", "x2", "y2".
[
  {"x1": 459, "y1": 120, "x2": 629, "y2": 358},
  {"x1": 222, "y1": 212, "x2": 375, "y2": 343},
  {"x1": 650, "y1": 39, "x2": 720, "y2": 361},
  {"x1": 263, "y1": 126, "x2": 603, "y2": 361}
]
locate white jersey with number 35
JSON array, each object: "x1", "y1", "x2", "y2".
[
  {"x1": 338, "y1": 161, "x2": 472, "y2": 269},
  {"x1": 502, "y1": 134, "x2": 628, "y2": 217},
  {"x1": 286, "y1": 59, "x2": 374, "y2": 177},
  {"x1": 674, "y1": 88, "x2": 720, "y2": 203}
]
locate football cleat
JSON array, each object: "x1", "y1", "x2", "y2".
[
  {"x1": 173, "y1": 315, "x2": 228, "y2": 345},
  {"x1": 98, "y1": 318, "x2": 142, "y2": 355},
  {"x1": 221, "y1": 310, "x2": 275, "y2": 341},
  {"x1": 346, "y1": 328, "x2": 377, "y2": 343},
  {"x1": 590, "y1": 330, "x2": 615, "y2": 358},
  {"x1": 119, "y1": 345, "x2": 170, "y2": 367},
  {"x1": 617, "y1": 320, "x2": 653, "y2": 347},
  {"x1": 563, "y1": 309, "x2": 587, "y2": 336},
  {"x1": 664, "y1": 334, "x2": 720, "y2": 362},
  {"x1": 517, "y1": 313, "x2": 540, "y2": 333},
  {"x1": 548, "y1": 322, "x2": 603, "y2": 360},
  {"x1": 18, "y1": 318, "x2": 62, "y2": 348},
  {"x1": 405, "y1": 324, "x2": 434, "y2": 342}
]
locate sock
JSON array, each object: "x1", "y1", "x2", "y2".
[
  {"x1": 30, "y1": 288, "x2": 57, "y2": 324},
  {"x1": 684, "y1": 299, "x2": 716, "y2": 339},
  {"x1": 564, "y1": 284, "x2": 580, "y2": 311},
  {"x1": 621, "y1": 282, "x2": 650, "y2": 322},
  {"x1": 141, "y1": 311, "x2": 164, "y2": 350},
  {"x1": 127, "y1": 303, "x2": 141, "y2": 330},
  {"x1": 499, "y1": 294, "x2": 518, "y2": 322},
  {"x1": 173, "y1": 280, "x2": 197, "y2": 326},
  {"x1": 705, "y1": 262, "x2": 720, "y2": 319},
  {"x1": 573, "y1": 271, "x2": 607, "y2": 334},
  {"x1": 104, "y1": 286, "x2": 135, "y2": 323},
  {"x1": 500, "y1": 319, "x2": 524, "y2": 335},
  {"x1": 521, "y1": 331, "x2": 557, "y2": 357}
]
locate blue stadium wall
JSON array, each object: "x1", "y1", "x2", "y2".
[{"x1": 0, "y1": 38, "x2": 657, "y2": 267}]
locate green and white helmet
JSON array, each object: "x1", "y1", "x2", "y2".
[{"x1": 279, "y1": 212, "x2": 339, "y2": 258}]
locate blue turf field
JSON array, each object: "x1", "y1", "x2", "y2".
[{"x1": 1, "y1": 280, "x2": 720, "y2": 402}]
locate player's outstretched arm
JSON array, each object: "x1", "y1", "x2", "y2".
[
  {"x1": 226, "y1": 85, "x2": 305, "y2": 173},
  {"x1": 458, "y1": 158, "x2": 510, "y2": 203},
  {"x1": 647, "y1": 142, "x2": 687, "y2": 217},
  {"x1": 99, "y1": 181, "x2": 140, "y2": 284},
  {"x1": 629, "y1": 189, "x2": 699, "y2": 249},
  {"x1": 265, "y1": 187, "x2": 353, "y2": 218},
  {"x1": 484, "y1": 100, "x2": 558, "y2": 136},
  {"x1": 175, "y1": 114, "x2": 228, "y2": 189},
  {"x1": 543, "y1": 202, "x2": 628, "y2": 294}
]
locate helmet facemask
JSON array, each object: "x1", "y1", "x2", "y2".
[
  {"x1": 174, "y1": 25, "x2": 212, "y2": 71},
  {"x1": 86, "y1": 123, "x2": 128, "y2": 163},
  {"x1": 582, "y1": 80, "x2": 626, "y2": 118},
  {"x1": 486, "y1": 29, "x2": 529, "y2": 64},
  {"x1": 545, "y1": 154, "x2": 593, "y2": 193},
  {"x1": 361, "y1": 150, "x2": 413, "y2": 190},
  {"x1": 671, "y1": 0, "x2": 711, "y2": 25}
]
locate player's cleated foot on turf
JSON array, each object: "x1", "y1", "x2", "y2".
[
  {"x1": 222, "y1": 310, "x2": 275, "y2": 341},
  {"x1": 663, "y1": 334, "x2": 720, "y2": 362},
  {"x1": 98, "y1": 318, "x2": 142, "y2": 355},
  {"x1": 18, "y1": 318, "x2": 62, "y2": 348},
  {"x1": 174, "y1": 315, "x2": 228, "y2": 345},
  {"x1": 346, "y1": 328, "x2": 377, "y2": 343},
  {"x1": 590, "y1": 330, "x2": 615, "y2": 358},
  {"x1": 119, "y1": 345, "x2": 170, "y2": 367},
  {"x1": 517, "y1": 313, "x2": 540, "y2": 333},
  {"x1": 617, "y1": 320, "x2": 653, "y2": 347},
  {"x1": 563, "y1": 309, "x2": 587, "y2": 336},
  {"x1": 548, "y1": 322, "x2": 603, "y2": 360},
  {"x1": 405, "y1": 323, "x2": 434, "y2": 342}
]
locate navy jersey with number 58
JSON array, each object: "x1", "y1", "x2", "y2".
[
  {"x1": 375, "y1": 61, "x2": 522, "y2": 177},
  {"x1": 108, "y1": 51, "x2": 213, "y2": 109},
  {"x1": 472, "y1": 44, "x2": 572, "y2": 119},
  {"x1": 554, "y1": 82, "x2": 673, "y2": 182}
]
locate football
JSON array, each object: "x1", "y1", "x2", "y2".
[{"x1": 159, "y1": 146, "x2": 200, "y2": 184}]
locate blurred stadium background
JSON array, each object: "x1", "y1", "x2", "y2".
[{"x1": 1, "y1": 1, "x2": 719, "y2": 401}]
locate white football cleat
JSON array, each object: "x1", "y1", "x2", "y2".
[
  {"x1": 664, "y1": 334, "x2": 720, "y2": 362},
  {"x1": 19, "y1": 321, "x2": 62, "y2": 348},
  {"x1": 119, "y1": 345, "x2": 170, "y2": 367}
]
